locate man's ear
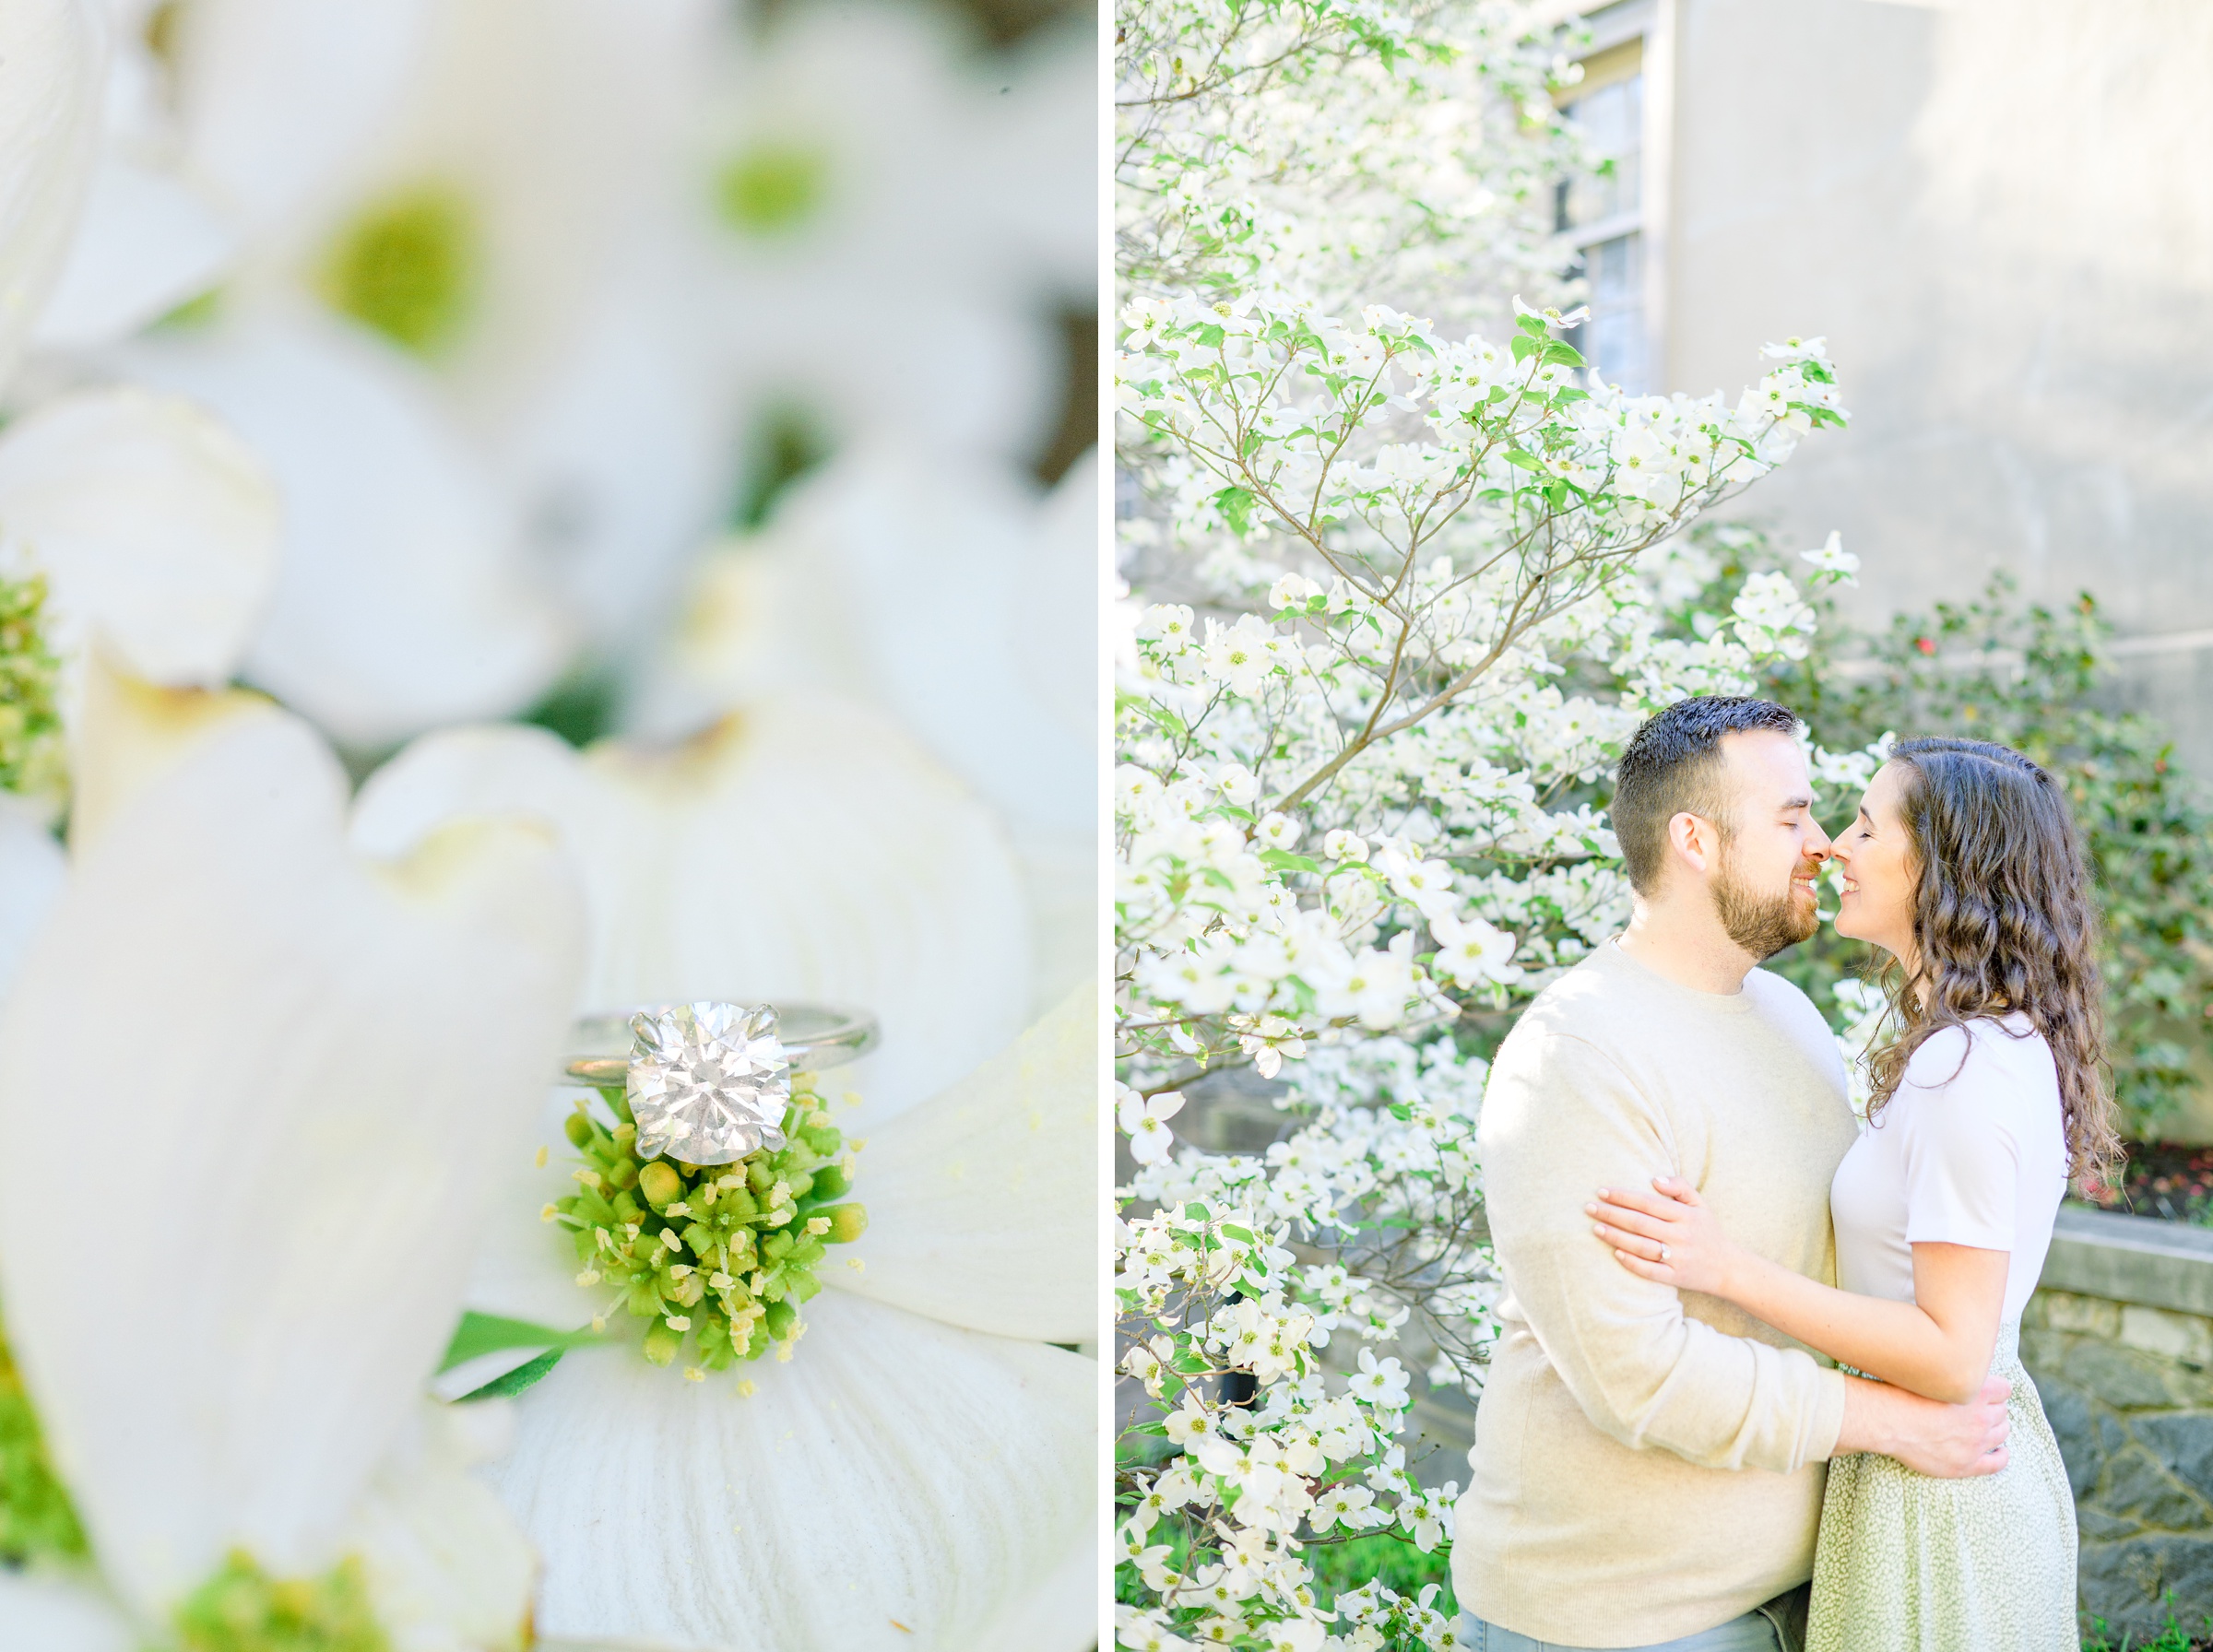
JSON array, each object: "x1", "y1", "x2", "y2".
[{"x1": 1667, "y1": 810, "x2": 1720, "y2": 877}]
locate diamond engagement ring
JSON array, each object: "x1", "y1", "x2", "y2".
[{"x1": 562, "y1": 1001, "x2": 878, "y2": 1165}]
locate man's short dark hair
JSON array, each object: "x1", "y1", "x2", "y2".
[{"x1": 1612, "y1": 696, "x2": 1802, "y2": 895}]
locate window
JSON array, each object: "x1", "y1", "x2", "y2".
[{"x1": 1556, "y1": 37, "x2": 1648, "y2": 393}]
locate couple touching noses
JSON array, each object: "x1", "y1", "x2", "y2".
[{"x1": 1453, "y1": 695, "x2": 2104, "y2": 1652}]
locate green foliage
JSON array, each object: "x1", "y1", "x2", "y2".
[
  {"x1": 0, "y1": 1312, "x2": 87, "y2": 1564},
  {"x1": 0, "y1": 572, "x2": 64, "y2": 798},
  {"x1": 1304, "y1": 1528, "x2": 1458, "y2": 1618},
  {"x1": 2078, "y1": 1597, "x2": 2211, "y2": 1649},
  {"x1": 1686, "y1": 525, "x2": 2213, "y2": 1136},
  {"x1": 174, "y1": 1551, "x2": 389, "y2": 1652}
]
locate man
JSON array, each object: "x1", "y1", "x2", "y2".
[{"x1": 1451, "y1": 696, "x2": 2014, "y2": 1652}]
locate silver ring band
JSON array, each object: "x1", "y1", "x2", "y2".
[{"x1": 562, "y1": 1001, "x2": 878, "y2": 1087}]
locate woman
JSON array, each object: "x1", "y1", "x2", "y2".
[{"x1": 1588, "y1": 737, "x2": 2108, "y2": 1651}]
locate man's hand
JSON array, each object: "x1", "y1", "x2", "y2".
[{"x1": 1835, "y1": 1374, "x2": 2012, "y2": 1478}]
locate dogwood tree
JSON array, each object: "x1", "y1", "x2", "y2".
[{"x1": 1113, "y1": 5, "x2": 1869, "y2": 1646}]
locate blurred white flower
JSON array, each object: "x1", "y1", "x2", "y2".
[
  {"x1": 0, "y1": 0, "x2": 104, "y2": 384},
  {"x1": 349, "y1": 694, "x2": 1033, "y2": 1122},
  {"x1": 0, "y1": 691, "x2": 586, "y2": 1645},
  {"x1": 688, "y1": 1, "x2": 1059, "y2": 459},
  {"x1": 650, "y1": 442, "x2": 1096, "y2": 1016},
  {"x1": 1799, "y1": 527, "x2": 1859, "y2": 585},
  {"x1": 0, "y1": 384, "x2": 278, "y2": 698}
]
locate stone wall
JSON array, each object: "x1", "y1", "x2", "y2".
[{"x1": 2028, "y1": 1205, "x2": 2213, "y2": 1642}]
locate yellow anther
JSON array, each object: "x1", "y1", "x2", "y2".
[
  {"x1": 846, "y1": 1257, "x2": 866, "y2": 1273},
  {"x1": 739, "y1": 1380, "x2": 757, "y2": 1398},
  {"x1": 665, "y1": 1315, "x2": 691, "y2": 1331},
  {"x1": 574, "y1": 1269, "x2": 601, "y2": 1287},
  {"x1": 665, "y1": 1201, "x2": 691, "y2": 1218},
  {"x1": 683, "y1": 1367, "x2": 705, "y2": 1383},
  {"x1": 841, "y1": 1091, "x2": 862, "y2": 1108},
  {"x1": 805, "y1": 1217, "x2": 831, "y2": 1237},
  {"x1": 574, "y1": 1168, "x2": 602, "y2": 1189},
  {"x1": 708, "y1": 1272, "x2": 735, "y2": 1291},
  {"x1": 659, "y1": 1229, "x2": 681, "y2": 1253},
  {"x1": 534, "y1": 1145, "x2": 549, "y2": 1168},
  {"x1": 539, "y1": 1203, "x2": 559, "y2": 1223}
]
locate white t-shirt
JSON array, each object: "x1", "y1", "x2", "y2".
[{"x1": 1828, "y1": 1012, "x2": 2070, "y2": 1326}]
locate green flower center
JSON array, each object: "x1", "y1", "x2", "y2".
[
  {"x1": 552, "y1": 1070, "x2": 867, "y2": 1380},
  {"x1": 0, "y1": 1311, "x2": 87, "y2": 1564},
  {"x1": 0, "y1": 571, "x2": 65, "y2": 801},
  {"x1": 175, "y1": 1551, "x2": 388, "y2": 1652},
  {"x1": 715, "y1": 143, "x2": 831, "y2": 236},
  {"x1": 315, "y1": 183, "x2": 479, "y2": 359}
]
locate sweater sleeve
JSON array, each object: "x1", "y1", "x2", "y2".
[{"x1": 1480, "y1": 1030, "x2": 1847, "y2": 1473}]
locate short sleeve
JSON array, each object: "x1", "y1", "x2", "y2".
[{"x1": 1898, "y1": 1027, "x2": 2018, "y2": 1252}]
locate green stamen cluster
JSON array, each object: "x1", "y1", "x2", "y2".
[
  {"x1": 0, "y1": 1315, "x2": 86, "y2": 1564},
  {"x1": 315, "y1": 183, "x2": 479, "y2": 359},
  {"x1": 715, "y1": 142, "x2": 829, "y2": 235},
  {"x1": 175, "y1": 1551, "x2": 387, "y2": 1652},
  {"x1": 0, "y1": 572, "x2": 64, "y2": 799},
  {"x1": 551, "y1": 1072, "x2": 867, "y2": 1378}
]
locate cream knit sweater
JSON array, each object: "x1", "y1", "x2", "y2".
[{"x1": 1451, "y1": 938, "x2": 1859, "y2": 1647}]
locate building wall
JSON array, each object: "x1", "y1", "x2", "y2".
[{"x1": 1654, "y1": 0, "x2": 2213, "y2": 774}]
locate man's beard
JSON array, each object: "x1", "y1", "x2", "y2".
[{"x1": 1711, "y1": 848, "x2": 1820, "y2": 961}]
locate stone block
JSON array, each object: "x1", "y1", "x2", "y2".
[
  {"x1": 2033, "y1": 1375, "x2": 2104, "y2": 1502},
  {"x1": 2102, "y1": 1445, "x2": 2211, "y2": 1530},
  {"x1": 2035, "y1": 1289, "x2": 2124, "y2": 1339},
  {"x1": 2122, "y1": 1304, "x2": 2213, "y2": 1366},
  {"x1": 2058, "y1": 1339, "x2": 2197, "y2": 1411},
  {"x1": 2079, "y1": 1534, "x2": 2213, "y2": 1646},
  {"x1": 2137, "y1": 1414, "x2": 2213, "y2": 1508},
  {"x1": 2079, "y1": 1506, "x2": 2148, "y2": 1541}
]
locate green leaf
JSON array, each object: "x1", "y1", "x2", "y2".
[
  {"x1": 1509, "y1": 333, "x2": 1539, "y2": 362},
  {"x1": 455, "y1": 1349, "x2": 564, "y2": 1402},
  {"x1": 1260, "y1": 849, "x2": 1323, "y2": 874},
  {"x1": 1502, "y1": 448, "x2": 1544, "y2": 472},
  {"x1": 1213, "y1": 485, "x2": 1258, "y2": 535},
  {"x1": 1541, "y1": 341, "x2": 1585, "y2": 368},
  {"x1": 436, "y1": 1311, "x2": 600, "y2": 1374},
  {"x1": 1515, "y1": 313, "x2": 1550, "y2": 337}
]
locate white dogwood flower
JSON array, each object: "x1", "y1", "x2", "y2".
[
  {"x1": 0, "y1": 688, "x2": 586, "y2": 1646},
  {"x1": 466, "y1": 985, "x2": 1098, "y2": 1651},
  {"x1": 1119, "y1": 1086, "x2": 1188, "y2": 1167}
]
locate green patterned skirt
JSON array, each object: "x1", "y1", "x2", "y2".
[{"x1": 1806, "y1": 1323, "x2": 2077, "y2": 1652}]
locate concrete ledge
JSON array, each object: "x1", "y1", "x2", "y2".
[{"x1": 2040, "y1": 1204, "x2": 2213, "y2": 1317}]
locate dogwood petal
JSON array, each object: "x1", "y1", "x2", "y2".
[
  {"x1": 0, "y1": 1573, "x2": 134, "y2": 1652},
  {"x1": 350, "y1": 697, "x2": 1030, "y2": 1122},
  {"x1": 63, "y1": 653, "x2": 279, "y2": 855},
  {"x1": 0, "y1": 0, "x2": 104, "y2": 384},
  {"x1": 172, "y1": 0, "x2": 433, "y2": 238},
  {"x1": 483, "y1": 1292, "x2": 1095, "y2": 1652},
  {"x1": 0, "y1": 794, "x2": 64, "y2": 1003},
  {"x1": 0, "y1": 709, "x2": 586, "y2": 1617},
  {"x1": 826, "y1": 980, "x2": 1096, "y2": 1343},
  {"x1": 969, "y1": 19, "x2": 1096, "y2": 301},
  {"x1": 0, "y1": 385, "x2": 278, "y2": 687},
  {"x1": 29, "y1": 159, "x2": 238, "y2": 350},
  {"x1": 112, "y1": 306, "x2": 574, "y2": 745},
  {"x1": 342, "y1": 1407, "x2": 539, "y2": 1652},
  {"x1": 669, "y1": 443, "x2": 1096, "y2": 835}
]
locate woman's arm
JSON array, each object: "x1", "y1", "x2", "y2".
[{"x1": 1590, "y1": 1177, "x2": 2009, "y2": 1406}]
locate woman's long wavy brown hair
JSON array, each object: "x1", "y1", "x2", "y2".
[{"x1": 1862, "y1": 737, "x2": 2120, "y2": 1186}]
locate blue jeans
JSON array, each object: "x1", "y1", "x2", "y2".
[{"x1": 1460, "y1": 1607, "x2": 1784, "y2": 1652}]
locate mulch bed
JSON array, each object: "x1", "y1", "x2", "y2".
[{"x1": 2077, "y1": 1142, "x2": 2213, "y2": 1226}]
